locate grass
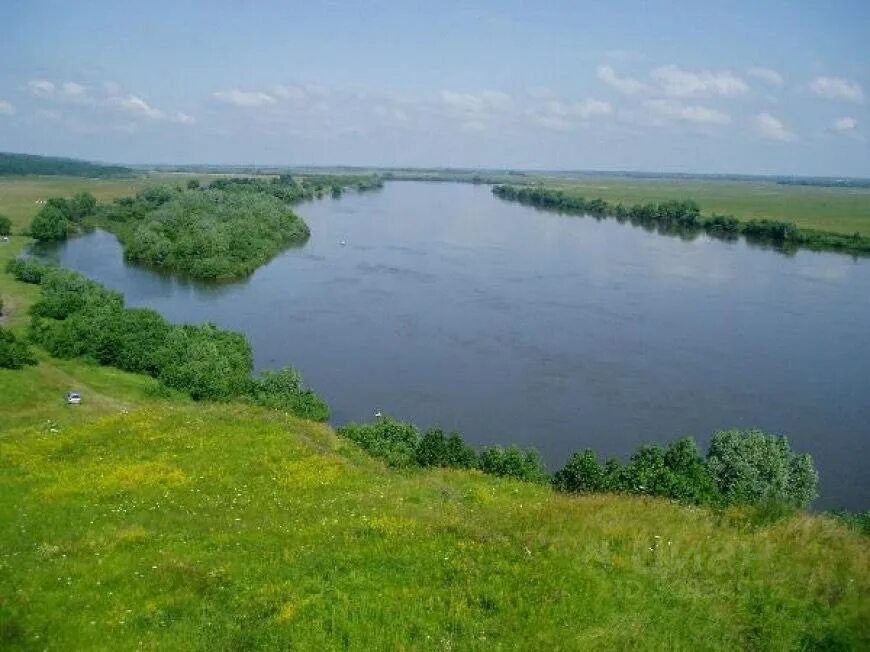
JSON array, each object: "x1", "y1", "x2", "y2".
[
  {"x1": 1, "y1": 402, "x2": 868, "y2": 650},
  {"x1": 0, "y1": 174, "x2": 220, "y2": 232},
  {"x1": 534, "y1": 176, "x2": 870, "y2": 236}
]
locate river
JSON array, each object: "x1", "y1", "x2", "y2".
[{"x1": 35, "y1": 182, "x2": 870, "y2": 509}]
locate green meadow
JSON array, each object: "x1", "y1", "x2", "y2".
[{"x1": 532, "y1": 176, "x2": 870, "y2": 236}]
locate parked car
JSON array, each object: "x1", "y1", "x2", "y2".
[{"x1": 66, "y1": 391, "x2": 82, "y2": 405}]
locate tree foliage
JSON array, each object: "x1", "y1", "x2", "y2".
[{"x1": 0, "y1": 326, "x2": 37, "y2": 369}]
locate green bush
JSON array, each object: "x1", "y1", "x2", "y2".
[
  {"x1": 0, "y1": 327, "x2": 37, "y2": 369},
  {"x1": 338, "y1": 418, "x2": 421, "y2": 467},
  {"x1": 29, "y1": 204, "x2": 71, "y2": 241},
  {"x1": 415, "y1": 427, "x2": 478, "y2": 468},
  {"x1": 553, "y1": 449, "x2": 605, "y2": 493},
  {"x1": 248, "y1": 367, "x2": 329, "y2": 422},
  {"x1": 0, "y1": 214, "x2": 11, "y2": 236},
  {"x1": 478, "y1": 445, "x2": 549, "y2": 483},
  {"x1": 705, "y1": 429, "x2": 818, "y2": 508},
  {"x1": 6, "y1": 258, "x2": 50, "y2": 284}
]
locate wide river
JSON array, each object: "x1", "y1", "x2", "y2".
[{"x1": 38, "y1": 182, "x2": 870, "y2": 509}]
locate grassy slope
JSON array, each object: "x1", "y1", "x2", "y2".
[
  {"x1": 532, "y1": 177, "x2": 870, "y2": 236},
  {"x1": 1, "y1": 403, "x2": 868, "y2": 650}
]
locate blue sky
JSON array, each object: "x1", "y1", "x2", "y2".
[{"x1": 1, "y1": 0, "x2": 867, "y2": 175}]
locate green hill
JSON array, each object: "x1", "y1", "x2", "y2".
[
  {"x1": 0, "y1": 152, "x2": 132, "y2": 178},
  {"x1": 1, "y1": 401, "x2": 867, "y2": 650}
]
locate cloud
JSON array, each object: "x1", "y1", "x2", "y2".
[
  {"x1": 214, "y1": 88, "x2": 278, "y2": 107},
  {"x1": 440, "y1": 90, "x2": 511, "y2": 113},
  {"x1": 117, "y1": 94, "x2": 164, "y2": 119},
  {"x1": 644, "y1": 99, "x2": 731, "y2": 125},
  {"x1": 651, "y1": 65, "x2": 749, "y2": 98},
  {"x1": 28, "y1": 79, "x2": 56, "y2": 97},
  {"x1": 597, "y1": 65, "x2": 646, "y2": 95},
  {"x1": 28, "y1": 79, "x2": 91, "y2": 103},
  {"x1": 832, "y1": 116, "x2": 857, "y2": 133},
  {"x1": 809, "y1": 76, "x2": 863, "y2": 103},
  {"x1": 0, "y1": 99, "x2": 13, "y2": 115},
  {"x1": 532, "y1": 98, "x2": 612, "y2": 130},
  {"x1": 754, "y1": 112, "x2": 796, "y2": 141},
  {"x1": 747, "y1": 67, "x2": 783, "y2": 86},
  {"x1": 171, "y1": 111, "x2": 196, "y2": 125}
]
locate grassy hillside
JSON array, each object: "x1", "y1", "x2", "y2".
[{"x1": 1, "y1": 401, "x2": 868, "y2": 650}]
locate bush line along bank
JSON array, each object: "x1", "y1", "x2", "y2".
[
  {"x1": 6, "y1": 254, "x2": 825, "y2": 516},
  {"x1": 339, "y1": 417, "x2": 819, "y2": 512},
  {"x1": 6, "y1": 257, "x2": 328, "y2": 420},
  {"x1": 492, "y1": 184, "x2": 870, "y2": 256}
]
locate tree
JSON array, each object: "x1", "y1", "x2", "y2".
[
  {"x1": 0, "y1": 214, "x2": 11, "y2": 236},
  {"x1": 705, "y1": 429, "x2": 818, "y2": 508},
  {"x1": 0, "y1": 327, "x2": 37, "y2": 369},
  {"x1": 553, "y1": 449, "x2": 605, "y2": 493},
  {"x1": 30, "y1": 205, "x2": 70, "y2": 241},
  {"x1": 415, "y1": 428, "x2": 477, "y2": 469}
]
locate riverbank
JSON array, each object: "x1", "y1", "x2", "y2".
[{"x1": 492, "y1": 183, "x2": 870, "y2": 257}]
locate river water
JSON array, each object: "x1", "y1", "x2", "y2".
[{"x1": 36, "y1": 182, "x2": 870, "y2": 509}]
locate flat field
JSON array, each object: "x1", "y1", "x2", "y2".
[
  {"x1": 0, "y1": 174, "x2": 218, "y2": 232},
  {"x1": 534, "y1": 176, "x2": 870, "y2": 236}
]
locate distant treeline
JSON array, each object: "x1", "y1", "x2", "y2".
[
  {"x1": 492, "y1": 184, "x2": 870, "y2": 256},
  {"x1": 0, "y1": 152, "x2": 132, "y2": 178},
  {"x1": 339, "y1": 417, "x2": 818, "y2": 512},
  {"x1": 27, "y1": 174, "x2": 383, "y2": 279},
  {"x1": 5, "y1": 258, "x2": 328, "y2": 419}
]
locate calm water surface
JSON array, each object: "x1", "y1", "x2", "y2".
[{"x1": 39, "y1": 182, "x2": 870, "y2": 509}]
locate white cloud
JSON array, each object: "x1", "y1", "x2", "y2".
[
  {"x1": 214, "y1": 89, "x2": 277, "y2": 108},
  {"x1": 597, "y1": 65, "x2": 646, "y2": 95},
  {"x1": 644, "y1": 99, "x2": 731, "y2": 125},
  {"x1": 28, "y1": 79, "x2": 91, "y2": 103},
  {"x1": 832, "y1": 116, "x2": 857, "y2": 132},
  {"x1": 171, "y1": 111, "x2": 196, "y2": 125},
  {"x1": 117, "y1": 95, "x2": 164, "y2": 119},
  {"x1": 440, "y1": 90, "x2": 511, "y2": 113},
  {"x1": 755, "y1": 112, "x2": 796, "y2": 141},
  {"x1": 61, "y1": 81, "x2": 88, "y2": 100},
  {"x1": 0, "y1": 99, "x2": 14, "y2": 115},
  {"x1": 651, "y1": 65, "x2": 749, "y2": 98},
  {"x1": 532, "y1": 98, "x2": 612, "y2": 130},
  {"x1": 28, "y1": 79, "x2": 56, "y2": 97},
  {"x1": 747, "y1": 67, "x2": 783, "y2": 86},
  {"x1": 809, "y1": 76, "x2": 863, "y2": 103}
]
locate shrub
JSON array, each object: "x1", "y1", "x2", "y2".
[
  {"x1": 248, "y1": 367, "x2": 329, "y2": 421},
  {"x1": 156, "y1": 323, "x2": 253, "y2": 401},
  {"x1": 6, "y1": 258, "x2": 50, "y2": 284},
  {"x1": 29, "y1": 204, "x2": 71, "y2": 241},
  {"x1": 0, "y1": 327, "x2": 37, "y2": 369},
  {"x1": 338, "y1": 418, "x2": 421, "y2": 468},
  {"x1": 415, "y1": 428, "x2": 478, "y2": 469},
  {"x1": 553, "y1": 449, "x2": 605, "y2": 493},
  {"x1": 705, "y1": 429, "x2": 818, "y2": 508},
  {"x1": 478, "y1": 445, "x2": 549, "y2": 483},
  {"x1": 0, "y1": 214, "x2": 11, "y2": 236}
]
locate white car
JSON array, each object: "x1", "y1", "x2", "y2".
[{"x1": 66, "y1": 391, "x2": 82, "y2": 405}]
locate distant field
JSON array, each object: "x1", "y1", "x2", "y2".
[
  {"x1": 0, "y1": 174, "x2": 220, "y2": 232},
  {"x1": 534, "y1": 176, "x2": 870, "y2": 236}
]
